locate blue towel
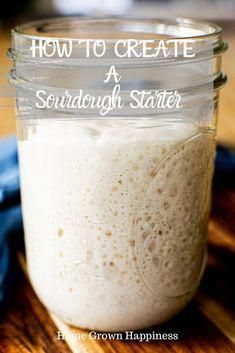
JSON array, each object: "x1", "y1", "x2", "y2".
[
  {"x1": 0, "y1": 136, "x2": 234, "y2": 308},
  {"x1": 214, "y1": 145, "x2": 235, "y2": 187},
  {"x1": 0, "y1": 135, "x2": 22, "y2": 308}
]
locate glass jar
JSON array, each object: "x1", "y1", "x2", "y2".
[{"x1": 9, "y1": 17, "x2": 227, "y2": 332}]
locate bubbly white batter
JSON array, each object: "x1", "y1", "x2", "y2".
[{"x1": 18, "y1": 118, "x2": 215, "y2": 331}]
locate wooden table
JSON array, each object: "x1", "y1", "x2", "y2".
[{"x1": 0, "y1": 23, "x2": 235, "y2": 353}]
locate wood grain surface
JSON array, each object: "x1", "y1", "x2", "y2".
[{"x1": 0, "y1": 274, "x2": 71, "y2": 353}]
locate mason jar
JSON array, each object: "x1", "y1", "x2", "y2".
[{"x1": 8, "y1": 17, "x2": 227, "y2": 331}]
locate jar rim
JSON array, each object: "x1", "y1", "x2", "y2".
[
  {"x1": 13, "y1": 16, "x2": 223, "y2": 42},
  {"x1": 9, "y1": 16, "x2": 227, "y2": 117}
]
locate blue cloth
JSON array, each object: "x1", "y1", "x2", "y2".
[
  {"x1": 214, "y1": 145, "x2": 235, "y2": 187},
  {"x1": 0, "y1": 136, "x2": 22, "y2": 308},
  {"x1": 0, "y1": 136, "x2": 234, "y2": 308}
]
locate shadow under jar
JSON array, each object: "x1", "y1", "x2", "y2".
[{"x1": 9, "y1": 17, "x2": 227, "y2": 331}]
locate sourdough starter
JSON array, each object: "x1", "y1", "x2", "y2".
[{"x1": 18, "y1": 119, "x2": 215, "y2": 331}]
